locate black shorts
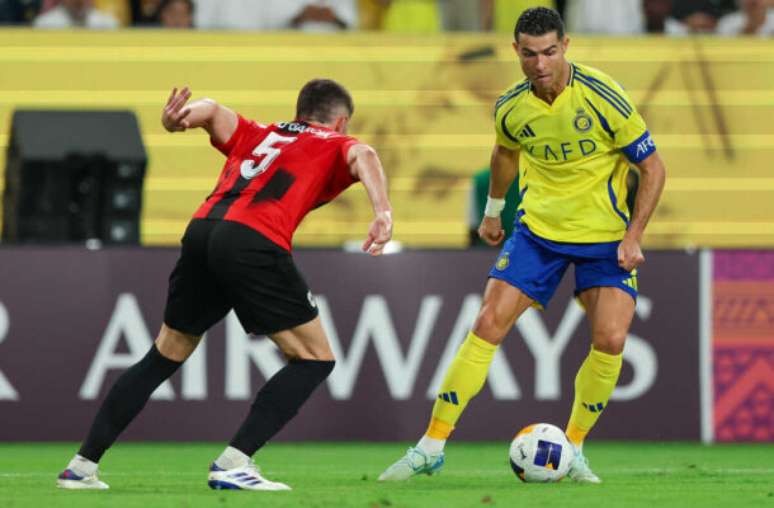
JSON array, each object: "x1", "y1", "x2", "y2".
[{"x1": 164, "y1": 219, "x2": 318, "y2": 336}]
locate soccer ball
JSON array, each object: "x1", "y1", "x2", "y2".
[{"x1": 509, "y1": 423, "x2": 575, "y2": 483}]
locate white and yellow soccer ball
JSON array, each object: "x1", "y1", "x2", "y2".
[{"x1": 509, "y1": 423, "x2": 575, "y2": 483}]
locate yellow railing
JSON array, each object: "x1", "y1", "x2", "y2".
[{"x1": 1, "y1": 30, "x2": 773, "y2": 247}]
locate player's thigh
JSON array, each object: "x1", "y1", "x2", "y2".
[
  {"x1": 473, "y1": 278, "x2": 535, "y2": 344},
  {"x1": 577, "y1": 286, "x2": 635, "y2": 355},
  {"x1": 478, "y1": 228, "x2": 570, "y2": 343},
  {"x1": 163, "y1": 219, "x2": 232, "y2": 337},
  {"x1": 269, "y1": 316, "x2": 334, "y2": 361},
  {"x1": 488, "y1": 227, "x2": 570, "y2": 311},
  {"x1": 208, "y1": 221, "x2": 319, "y2": 340}
]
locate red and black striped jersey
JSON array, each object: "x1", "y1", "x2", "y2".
[{"x1": 193, "y1": 115, "x2": 359, "y2": 251}]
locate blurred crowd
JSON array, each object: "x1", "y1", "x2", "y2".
[{"x1": 0, "y1": 0, "x2": 772, "y2": 36}]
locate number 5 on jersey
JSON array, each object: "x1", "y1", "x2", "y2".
[{"x1": 240, "y1": 132, "x2": 297, "y2": 180}]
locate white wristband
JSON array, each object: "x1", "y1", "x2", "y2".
[{"x1": 484, "y1": 197, "x2": 506, "y2": 218}]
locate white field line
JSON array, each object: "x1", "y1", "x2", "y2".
[{"x1": 2, "y1": 468, "x2": 774, "y2": 478}]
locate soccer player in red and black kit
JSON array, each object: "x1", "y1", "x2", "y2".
[{"x1": 57, "y1": 79, "x2": 393, "y2": 491}]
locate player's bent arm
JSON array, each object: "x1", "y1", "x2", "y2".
[
  {"x1": 348, "y1": 143, "x2": 393, "y2": 255},
  {"x1": 347, "y1": 143, "x2": 392, "y2": 215},
  {"x1": 182, "y1": 99, "x2": 239, "y2": 146},
  {"x1": 627, "y1": 151, "x2": 666, "y2": 241},
  {"x1": 161, "y1": 87, "x2": 238, "y2": 145},
  {"x1": 489, "y1": 144, "x2": 519, "y2": 199},
  {"x1": 477, "y1": 144, "x2": 519, "y2": 246}
]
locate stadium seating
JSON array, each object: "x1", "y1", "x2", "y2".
[{"x1": 1, "y1": 30, "x2": 772, "y2": 247}]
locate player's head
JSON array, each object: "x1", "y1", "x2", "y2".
[
  {"x1": 512, "y1": 7, "x2": 569, "y2": 93},
  {"x1": 295, "y1": 79, "x2": 354, "y2": 134}
]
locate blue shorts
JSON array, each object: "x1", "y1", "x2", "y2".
[{"x1": 488, "y1": 225, "x2": 638, "y2": 309}]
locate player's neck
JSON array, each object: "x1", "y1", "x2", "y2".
[{"x1": 532, "y1": 61, "x2": 571, "y2": 105}]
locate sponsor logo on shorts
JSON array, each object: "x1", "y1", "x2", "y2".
[
  {"x1": 622, "y1": 271, "x2": 638, "y2": 291},
  {"x1": 495, "y1": 254, "x2": 510, "y2": 271}
]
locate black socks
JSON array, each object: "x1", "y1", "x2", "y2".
[
  {"x1": 78, "y1": 345, "x2": 182, "y2": 462},
  {"x1": 229, "y1": 359, "x2": 335, "y2": 456},
  {"x1": 78, "y1": 350, "x2": 333, "y2": 463}
]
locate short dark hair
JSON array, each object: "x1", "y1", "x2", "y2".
[
  {"x1": 514, "y1": 7, "x2": 565, "y2": 42},
  {"x1": 295, "y1": 79, "x2": 354, "y2": 123}
]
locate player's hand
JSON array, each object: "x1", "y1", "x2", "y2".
[
  {"x1": 478, "y1": 216, "x2": 505, "y2": 246},
  {"x1": 362, "y1": 211, "x2": 393, "y2": 256},
  {"x1": 162, "y1": 87, "x2": 193, "y2": 132},
  {"x1": 618, "y1": 234, "x2": 645, "y2": 272}
]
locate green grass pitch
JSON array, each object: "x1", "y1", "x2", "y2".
[{"x1": 1, "y1": 442, "x2": 772, "y2": 507}]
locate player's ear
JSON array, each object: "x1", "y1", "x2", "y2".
[
  {"x1": 333, "y1": 115, "x2": 349, "y2": 134},
  {"x1": 512, "y1": 41, "x2": 519, "y2": 54},
  {"x1": 561, "y1": 35, "x2": 570, "y2": 53}
]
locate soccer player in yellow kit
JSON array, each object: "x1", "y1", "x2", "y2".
[{"x1": 380, "y1": 7, "x2": 666, "y2": 483}]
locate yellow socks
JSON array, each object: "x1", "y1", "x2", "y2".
[
  {"x1": 426, "y1": 332, "x2": 498, "y2": 440},
  {"x1": 566, "y1": 347, "x2": 623, "y2": 446}
]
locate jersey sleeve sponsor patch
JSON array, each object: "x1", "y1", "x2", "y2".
[{"x1": 622, "y1": 131, "x2": 656, "y2": 163}]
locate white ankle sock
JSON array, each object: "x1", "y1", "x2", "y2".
[
  {"x1": 67, "y1": 454, "x2": 98, "y2": 477},
  {"x1": 215, "y1": 446, "x2": 250, "y2": 470},
  {"x1": 416, "y1": 435, "x2": 445, "y2": 455}
]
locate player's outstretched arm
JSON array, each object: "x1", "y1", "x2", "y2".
[
  {"x1": 347, "y1": 143, "x2": 393, "y2": 256},
  {"x1": 479, "y1": 144, "x2": 519, "y2": 246},
  {"x1": 618, "y1": 151, "x2": 667, "y2": 271},
  {"x1": 161, "y1": 87, "x2": 238, "y2": 146}
]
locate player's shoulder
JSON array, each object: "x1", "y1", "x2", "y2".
[
  {"x1": 494, "y1": 78, "x2": 531, "y2": 118},
  {"x1": 572, "y1": 62, "x2": 625, "y2": 91},
  {"x1": 237, "y1": 115, "x2": 268, "y2": 133},
  {"x1": 571, "y1": 62, "x2": 635, "y2": 118}
]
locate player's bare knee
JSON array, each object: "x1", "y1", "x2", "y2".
[
  {"x1": 155, "y1": 325, "x2": 200, "y2": 362},
  {"x1": 297, "y1": 347, "x2": 335, "y2": 362},
  {"x1": 473, "y1": 308, "x2": 508, "y2": 345},
  {"x1": 592, "y1": 330, "x2": 626, "y2": 355},
  {"x1": 277, "y1": 342, "x2": 335, "y2": 362}
]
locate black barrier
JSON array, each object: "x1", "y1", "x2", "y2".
[{"x1": 2, "y1": 110, "x2": 147, "y2": 245}]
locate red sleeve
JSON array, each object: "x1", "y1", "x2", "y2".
[
  {"x1": 340, "y1": 137, "x2": 360, "y2": 182},
  {"x1": 210, "y1": 115, "x2": 263, "y2": 156},
  {"x1": 341, "y1": 138, "x2": 358, "y2": 162},
  {"x1": 319, "y1": 137, "x2": 360, "y2": 202}
]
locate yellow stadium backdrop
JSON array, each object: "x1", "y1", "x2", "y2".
[{"x1": 1, "y1": 30, "x2": 773, "y2": 248}]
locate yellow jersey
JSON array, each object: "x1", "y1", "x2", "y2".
[{"x1": 494, "y1": 62, "x2": 656, "y2": 243}]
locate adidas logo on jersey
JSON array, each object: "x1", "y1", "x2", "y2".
[{"x1": 518, "y1": 124, "x2": 536, "y2": 138}]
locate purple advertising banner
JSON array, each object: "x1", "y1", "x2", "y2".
[
  {"x1": 713, "y1": 251, "x2": 774, "y2": 442},
  {"x1": 0, "y1": 247, "x2": 700, "y2": 441}
]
